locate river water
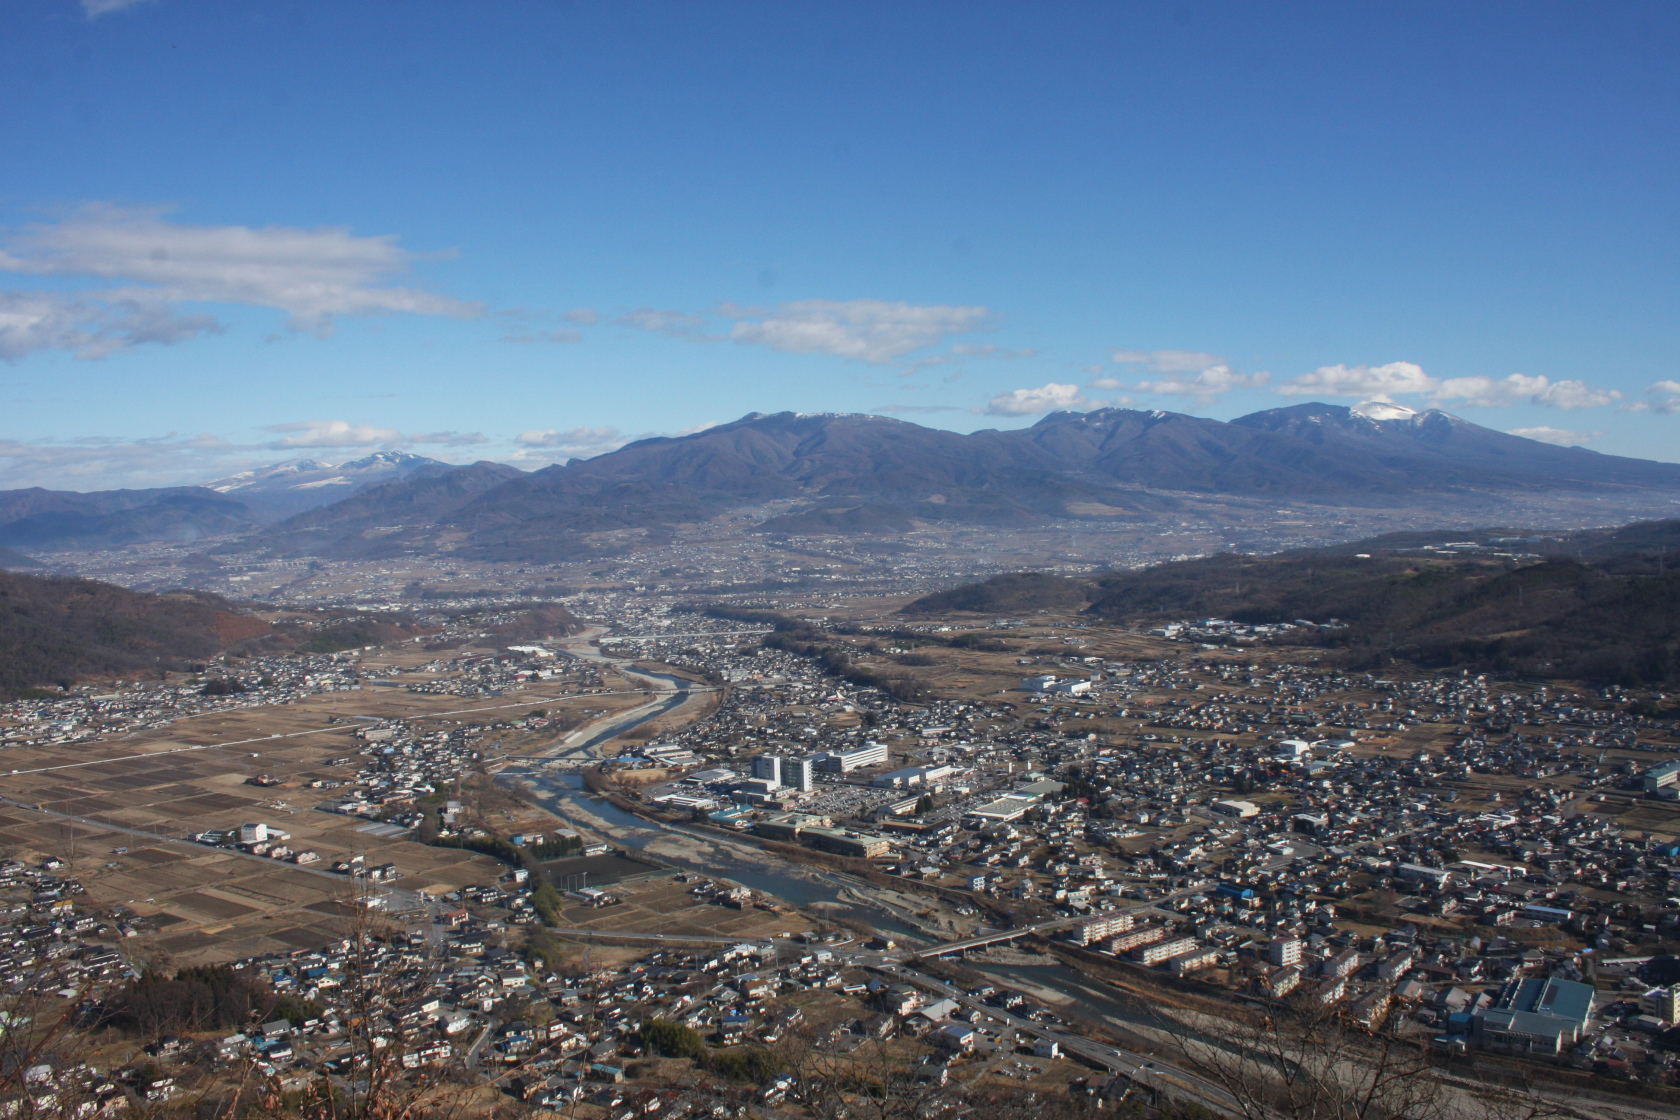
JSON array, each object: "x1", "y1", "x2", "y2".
[{"x1": 504, "y1": 770, "x2": 919, "y2": 939}]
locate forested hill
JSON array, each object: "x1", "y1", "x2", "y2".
[
  {"x1": 903, "y1": 520, "x2": 1680, "y2": 687},
  {"x1": 900, "y1": 572, "x2": 1090, "y2": 615},
  {"x1": 0, "y1": 571, "x2": 270, "y2": 699}
]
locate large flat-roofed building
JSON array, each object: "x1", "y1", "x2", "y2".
[
  {"x1": 815, "y1": 743, "x2": 889, "y2": 773},
  {"x1": 1067, "y1": 912, "x2": 1134, "y2": 945},
  {"x1": 1472, "y1": 977, "x2": 1595, "y2": 1055},
  {"x1": 799, "y1": 829, "x2": 893, "y2": 866},
  {"x1": 966, "y1": 795, "x2": 1036, "y2": 823},
  {"x1": 1643, "y1": 760, "x2": 1680, "y2": 795},
  {"x1": 1397, "y1": 863, "x2": 1453, "y2": 889},
  {"x1": 1138, "y1": 937, "x2": 1199, "y2": 966},
  {"x1": 801, "y1": 827, "x2": 892, "y2": 859},
  {"x1": 753, "y1": 812, "x2": 832, "y2": 842}
]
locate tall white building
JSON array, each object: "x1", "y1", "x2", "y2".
[
  {"x1": 785, "y1": 757, "x2": 814, "y2": 792},
  {"x1": 1269, "y1": 937, "x2": 1303, "y2": 968},
  {"x1": 751, "y1": 755, "x2": 782, "y2": 789}
]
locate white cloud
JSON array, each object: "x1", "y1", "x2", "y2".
[
  {"x1": 1087, "y1": 377, "x2": 1123, "y2": 390},
  {"x1": 1508, "y1": 426, "x2": 1596, "y2": 446},
  {"x1": 728, "y1": 299, "x2": 992, "y2": 364},
  {"x1": 1276, "y1": 361, "x2": 1434, "y2": 400},
  {"x1": 1432, "y1": 373, "x2": 1621, "y2": 409},
  {"x1": 514, "y1": 425, "x2": 628, "y2": 460},
  {"x1": 0, "y1": 204, "x2": 480, "y2": 358},
  {"x1": 408, "y1": 431, "x2": 488, "y2": 447},
  {"x1": 950, "y1": 343, "x2": 1035, "y2": 359},
  {"x1": 560, "y1": 308, "x2": 601, "y2": 325},
  {"x1": 1622, "y1": 380, "x2": 1680, "y2": 414},
  {"x1": 500, "y1": 328, "x2": 582, "y2": 344},
  {"x1": 1276, "y1": 361, "x2": 1622, "y2": 411},
  {"x1": 1111, "y1": 348, "x2": 1225, "y2": 373},
  {"x1": 0, "y1": 289, "x2": 219, "y2": 361},
  {"x1": 981, "y1": 382, "x2": 1095, "y2": 416},
  {"x1": 264, "y1": 420, "x2": 403, "y2": 449},
  {"x1": 0, "y1": 432, "x2": 239, "y2": 490},
  {"x1": 616, "y1": 308, "x2": 711, "y2": 337},
  {"x1": 1135, "y1": 365, "x2": 1270, "y2": 405},
  {"x1": 83, "y1": 0, "x2": 155, "y2": 16}
]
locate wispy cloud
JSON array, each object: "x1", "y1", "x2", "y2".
[
  {"x1": 1104, "y1": 348, "x2": 1268, "y2": 405},
  {"x1": 1111, "y1": 348, "x2": 1225, "y2": 373},
  {"x1": 1135, "y1": 365, "x2": 1269, "y2": 405},
  {"x1": 981, "y1": 382, "x2": 1099, "y2": 416},
  {"x1": 0, "y1": 289, "x2": 219, "y2": 360},
  {"x1": 499, "y1": 327, "x2": 582, "y2": 345},
  {"x1": 617, "y1": 299, "x2": 997, "y2": 365},
  {"x1": 264, "y1": 420, "x2": 404, "y2": 449},
  {"x1": 0, "y1": 204, "x2": 480, "y2": 360},
  {"x1": 1432, "y1": 373, "x2": 1620, "y2": 409},
  {"x1": 513, "y1": 425, "x2": 629, "y2": 460},
  {"x1": 408, "y1": 431, "x2": 488, "y2": 447},
  {"x1": 0, "y1": 431, "x2": 238, "y2": 490},
  {"x1": 616, "y1": 308, "x2": 711, "y2": 338},
  {"x1": 1508, "y1": 426, "x2": 1597, "y2": 446},
  {"x1": 728, "y1": 299, "x2": 992, "y2": 364},
  {"x1": 82, "y1": 0, "x2": 155, "y2": 16},
  {"x1": 1276, "y1": 361, "x2": 1621, "y2": 410},
  {"x1": 1621, "y1": 380, "x2": 1680, "y2": 414},
  {"x1": 1275, "y1": 361, "x2": 1435, "y2": 400}
]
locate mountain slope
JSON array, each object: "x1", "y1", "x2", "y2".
[
  {"x1": 206, "y1": 451, "x2": 447, "y2": 519},
  {"x1": 0, "y1": 571, "x2": 271, "y2": 698},
  {"x1": 255, "y1": 461, "x2": 526, "y2": 557},
  {"x1": 0, "y1": 488, "x2": 256, "y2": 551},
  {"x1": 1229, "y1": 401, "x2": 1680, "y2": 490},
  {"x1": 908, "y1": 518, "x2": 1680, "y2": 686}
]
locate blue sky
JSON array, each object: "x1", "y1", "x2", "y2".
[{"x1": 2, "y1": 0, "x2": 1677, "y2": 488}]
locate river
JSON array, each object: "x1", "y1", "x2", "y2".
[{"x1": 502, "y1": 769, "x2": 921, "y2": 939}]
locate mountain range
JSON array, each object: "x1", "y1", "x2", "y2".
[
  {"x1": 249, "y1": 402, "x2": 1680, "y2": 560},
  {"x1": 0, "y1": 452, "x2": 443, "y2": 552},
  {"x1": 6, "y1": 404, "x2": 1680, "y2": 558}
]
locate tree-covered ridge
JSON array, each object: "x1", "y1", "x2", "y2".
[{"x1": 0, "y1": 571, "x2": 269, "y2": 699}]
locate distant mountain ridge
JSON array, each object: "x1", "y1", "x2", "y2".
[
  {"x1": 206, "y1": 451, "x2": 447, "y2": 518},
  {"x1": 0, "y1": 486, "x2": 254, "y2": 552},
  {"x1": 12, "y1": 404, "x2": 1680, "y2": 558},
  {"x1": 0, "y1": 451, "x2": 447, "y2": 553},
  {"x1": 246, "y1": 404, "x2": 1680, "y2": 560}
]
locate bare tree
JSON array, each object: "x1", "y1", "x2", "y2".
[{"x1": 1157, "y1": 994, "x2": 1563, "y2": 1120}]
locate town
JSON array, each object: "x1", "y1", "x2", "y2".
[{"x1": 3, "y1": 563, "x2": 1680, "y2": 1118}]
